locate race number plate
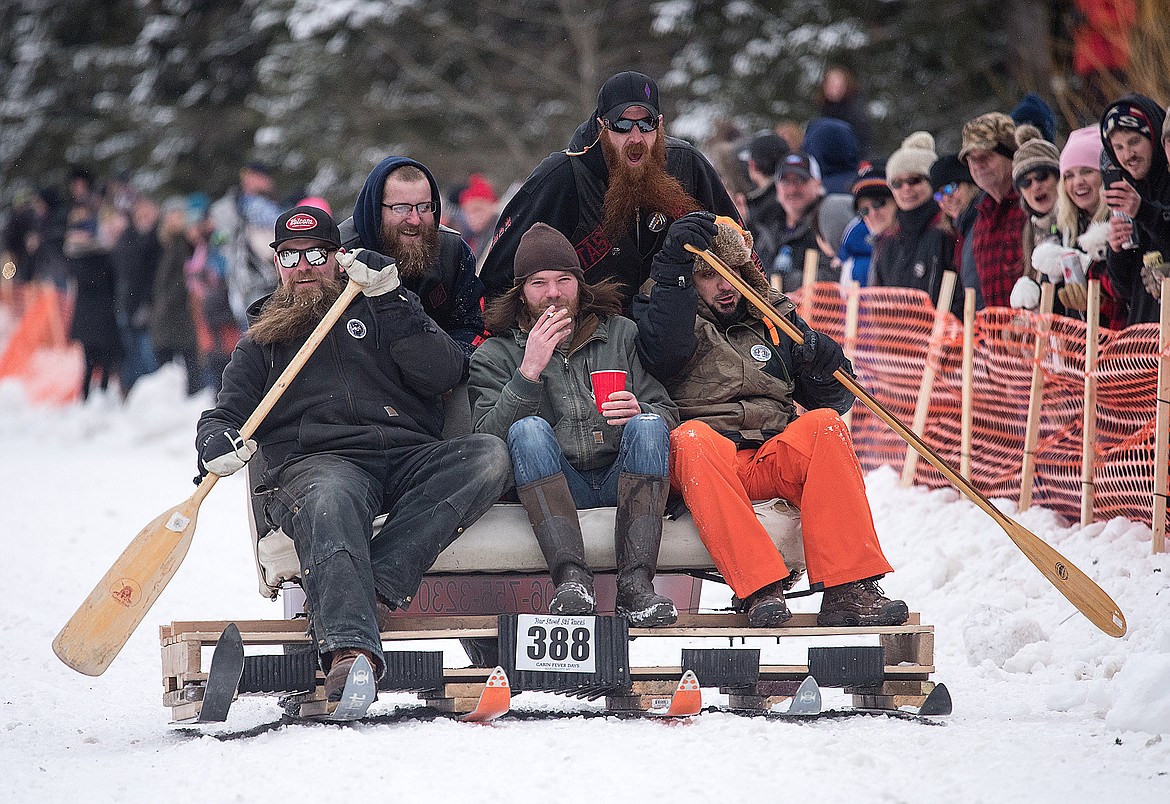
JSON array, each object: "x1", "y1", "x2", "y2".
[{"x1": 514, "y1": 614, "x2": 596, "y2": 674}]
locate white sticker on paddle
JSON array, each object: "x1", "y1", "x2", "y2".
[
  {"x1": 165, "y1": 512, "x2": 190, "y2": 532},
  {"x1": 515, "y1": 614, "x2": 596, "y2": 674}
]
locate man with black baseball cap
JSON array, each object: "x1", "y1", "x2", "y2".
[
  {"x1": 197, "y1": 205, "x2": 511, "y2": 716},
  {"x1": 480, "y1": 69, "x2": 746, "y2": 312}
]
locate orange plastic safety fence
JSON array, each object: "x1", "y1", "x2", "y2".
[{"x1": 797, "y1": 282, "x2": 1163, "y2": 527}]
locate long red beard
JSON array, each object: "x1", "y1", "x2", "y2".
[
  {"x1": 379, "y1": 219, "x2": 441, "y2": 279},
  {"x1": 600, "y1": 127, "x2": 702, "y2": 242},
  {"x1": 247, "y1": 274, "x2": 345, "y2": 345}
]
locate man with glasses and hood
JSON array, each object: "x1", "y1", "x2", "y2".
[
  {"x1": 480, "y1": 71, "x2": 744, "y2": 311},
  {"x1": 339, "y1": 157, "x2": 488, "y2": 375}
]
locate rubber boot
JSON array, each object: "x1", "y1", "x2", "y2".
[
  {"x1": 614, "y1": 472, "x2": 677, "y2": 627},
  {"x1": 516, "y1": 473, "x2": 595, "y2": 615}
]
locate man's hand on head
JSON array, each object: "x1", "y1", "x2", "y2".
[
  {"x1": 338, "y1": 248, "x2": 401, "y2": 297},
  {"x1": 652, "y1": 212, "x2": 718, "y2": 285}
]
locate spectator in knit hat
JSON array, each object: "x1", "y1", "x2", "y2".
[
  {"x1": 930, "y1": 154, "x2": 983, "y2": 308},
  {"x1": 842, "y1": 161, "x2": 894, "y2": 287},
  {"x1": 1100, "y1": 93, "x2": 1170, "y2": 324},
  {"x1": 960, "y1": 112, "x2": 1027, "y2": 308},
  {"x1": 454, "y1": 173, "x2": 500, "y2": 265},
  {"x1": 1008, "y1": 125, "x2": 1063, "y2": 312},
  {"x1": 1011, "y1": 92, "x2": 1058, "y2": 144},
  {"x1": 469, "y1": 222, "x2": 680, "y2": 627},
  {"x1": 1044, "y1": 126, "x2": 1128, "y2": 328},
  {"x1": 479, "y1": 70, "x2": 745, "y2": 312},
  {"x1": 871, "y1": 132, "x2": 960, "y2": 316}
]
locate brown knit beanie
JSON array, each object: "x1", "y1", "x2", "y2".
[
  {"x1": 1012, "y1": 124, "x2": 1060, "y2": 185},
  {"x1": 960, "y1": 112, "x2": 1017, "y2": 163},
  {"x1": 513, "y1": 222, "x2": 585, "y2": 284}
]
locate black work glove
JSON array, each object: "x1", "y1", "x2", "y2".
[
  {"x1": 198, "y1": 428, "x2": 257, "y2": 478},
  {"x1": 651, "y1": 212, "x2": 717, "y2": 285},
  {"x1": 791, "y1": 331, "x2": 847, "y2": 381}
]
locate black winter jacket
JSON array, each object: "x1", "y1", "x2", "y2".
[
  {"x1": 479, "y1": 119, "x2": 743, "y2": 311},
  {"x1": 872, "y1": 199, "x2": 961, "y2": 317},
  {"x1": 196, "y1": 286, "x2": 465, "y2": 486}
]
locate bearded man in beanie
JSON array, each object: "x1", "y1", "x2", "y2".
[
  {"x1": 634, "y1": 213, "x2": 910, "y2": 628},
  {"x1": 197, "y1": 206, "x2": 510, "y2": 715},
  {"x1": 479, "y1": 71, "x2": 744, "y2": 311},
  {"x1": 339, "y1": 157, "x2": 487, "y2": 376},
  {"x1": 1100, "y1": 94, "x2": 1170, "y2": 324},
  {"x1": 960, "y1": 112, "x2": 1028, "y2": 308},
  {"x1": 469, "y1": 222, "x2": 680, "y2": 626}
]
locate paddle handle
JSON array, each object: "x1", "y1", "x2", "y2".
[{"x1": 684, "y1": 244, "x2": 1126, "y2": 637}]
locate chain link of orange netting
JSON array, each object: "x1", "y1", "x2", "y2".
[{"x1": 798, "y1": 282, "x2": 1164, "y2": 526}]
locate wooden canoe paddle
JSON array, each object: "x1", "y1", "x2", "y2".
[
  {"x1": 685, "y1": 242, "x2": 1126, "y2": 638},
  {"x1": 53, "y1": 280, "x2": 364, "y2": 675}
]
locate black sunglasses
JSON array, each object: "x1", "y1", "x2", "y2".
[
  {"x1": 276, "y1": 247, "x2": 333, "y2": 269},
  {"x1": 606, "y1": 116, "x2": 659, "y2": 134},
  {"x1": 890, "y1": 175, "x2": 928, "y2": 190},
  {"x1": 1017, "y1": 168, "x2": 1058, "y2": 190},
  {"x1": 857, "y1": 197, "x2": 889, "y2": 217}
]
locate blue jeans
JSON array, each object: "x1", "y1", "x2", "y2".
[
  {"x1": 116, "y1": 313, "x2": 158, "y2": 392},
  {"x1": 507, "y1": 414, "x2": 669, "y2": 508}
]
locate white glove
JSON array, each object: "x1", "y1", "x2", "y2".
[
  {"x1": 1077, "y1": 220, "x2": 1111, "y2": 262},
  {"x1": 1030, "y1": 242, "x2": 1067, "y2": 284},
  {"x1": 199, "y1": 428, "x2": 257, "y2": 477},
  {"x1": 337, "y1": 248, "x2": 400, "y2": 297},
  {"x1": 1010, "y1": 276, "x2": 1042, "y2": 310}
]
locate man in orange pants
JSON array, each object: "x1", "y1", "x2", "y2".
[{"x1": 633, "y1": 212, "x2": 909, "y2": 627}]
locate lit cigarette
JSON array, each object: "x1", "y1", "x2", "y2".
[{"x1": 546, "y1": 310, "x2": 556, "y2": 318}]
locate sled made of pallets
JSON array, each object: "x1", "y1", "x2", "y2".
[{"x1": 160, "y1": 612, "x2": 935, "y2": 720}]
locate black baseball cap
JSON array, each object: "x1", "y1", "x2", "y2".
[
  {"x1": 597, "y1": 71, "x2": 660, "y2": 125},
  {"x1": 270, "y1": 205, "x2": 342, "y2": 249}
]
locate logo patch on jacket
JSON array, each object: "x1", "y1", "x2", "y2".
[
  {"x1": 347, "y1": 319, "x2": 367, "y2": 338},
  {"x1": 913, "y1": 261, "x2": 926, "y2": 279},
  {"x1": 750, "y1": 344, "x2": 773, "y2": 362},
  {"x1": 384, "y1": 406, "x2": 399, "y2": 418}
]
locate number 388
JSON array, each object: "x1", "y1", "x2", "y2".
[{"x1": 526, "y1": 625, "x2": 591, "y2": 662}]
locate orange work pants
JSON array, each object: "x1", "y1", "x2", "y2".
[{"x1": 670, "y1": 408, "x2": 894, "y2": 599}]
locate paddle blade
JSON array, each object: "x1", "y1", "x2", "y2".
[
  {"x1": 52, "y1": 495, "x2": 202, "y2": 675},
  {"x1": 1002, "y1": 520, "x2": 1127, "y2": 637}
]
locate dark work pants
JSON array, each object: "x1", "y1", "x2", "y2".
[{"x1": 265, "y1": 434, "x2": 510, "y2": 672}]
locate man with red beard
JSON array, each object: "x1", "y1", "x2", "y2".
[
  {"x1": 340, "y1": 157, "x2": 487, "y2": 375},
  {"x1": 197, "y1": 206, "x2": 510, "y2": 716},
  {"x1": 479, "y1": 71, "x2": 744, "y2": 311}
]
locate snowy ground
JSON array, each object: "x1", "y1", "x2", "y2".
[{"x1": 1, "y1": 366, "x2": 1168, "y2": 803}]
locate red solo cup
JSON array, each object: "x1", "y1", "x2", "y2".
[{"x1": 590, "y1": 370, "x2": 627, "y2": 413}]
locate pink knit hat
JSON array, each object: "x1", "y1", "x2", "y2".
[{"x1": 1059, "y1": 126, "x2": 1102, "y2": 175}]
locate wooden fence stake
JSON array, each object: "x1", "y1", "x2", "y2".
[
  {"x1": 1081, "y1": 281, "x2": 1101, "y2": 528},
  {"x1": 961, "y1": 288, "x2": 976, "y2": 480},
  {"x1": 901, "y1": 271, "x2": 957, "y2": 487},
  {"x1": 1019, "y1": 283, "x2": 1055, "y2": 512}
]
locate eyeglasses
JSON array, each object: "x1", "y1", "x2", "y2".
[
  {"x1": 381, "y1": 201, "x2": 437, "y2": 217},
  {"x1": 275, "y1": 247, "x2": 333, "y2": 269},
  {"x1": 1017, "y1": 168, "x2": 1057, "y2": 190},
  {"x1": 933, "y1": 183, "x2": 959, "y2": 203},
  {"x1": 889, "y1": 175, "x2": 927, "y2": 190},
  {"x1": 857, "y1": 197, "x2": 888, "y2": 218},
  {"x1": 605, "y1": 116, "x2": 659, "y2": 134}
]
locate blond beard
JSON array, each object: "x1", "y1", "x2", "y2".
[
  {"x1": 600, "y1": 126, "x2": 702, "y2": 242},
  {"x1": 247, "y1": 273, "x2": 346, "y2": 345},
  {"x1": 379, "y1": 219, "x2": 441, "y2": 279}
]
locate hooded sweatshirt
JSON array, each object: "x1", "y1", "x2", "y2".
[
  {"x1": 338, "y1": 156, "x2": 486, "y2": 368},
  {"x1": 1101, "y1": 93, "x2": 1170, "y2": 324},
  {"x1": 801, "y1": 118, "x2": 861, "y2": 195}
]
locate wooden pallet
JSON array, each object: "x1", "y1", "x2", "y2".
[{"x1": 160, "y1": 612, "x2": 935, "y2": 719}]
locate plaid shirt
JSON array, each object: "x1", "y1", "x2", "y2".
[{"x1": 972, "y1": 189, "x2": 1027, "y2": 308}]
